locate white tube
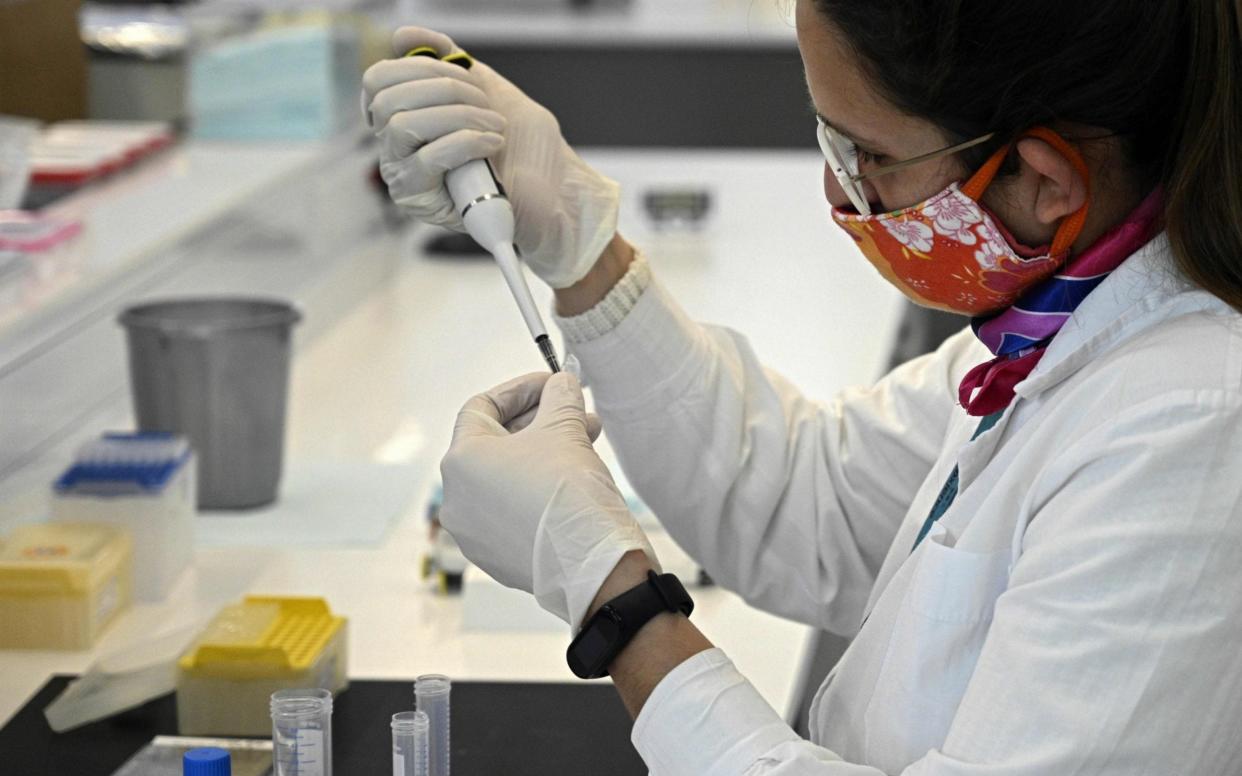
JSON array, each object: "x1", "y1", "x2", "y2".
[
  {"x1": 391, "y1": 710, "x2": 429, "y2": 776},
  {"x1": 271, "y1": 688, "x2": 333, "y2": 776},
  {"x1": 414, "y1": 675, "x2": 450, "y2": 776},
  {"x1": 413, "y1": 710, "x2": 430, "y2": 776}
]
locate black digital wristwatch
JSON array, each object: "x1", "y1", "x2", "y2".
[{"x1": 566, "y1": 571, "x2": 694, "y2": 680}]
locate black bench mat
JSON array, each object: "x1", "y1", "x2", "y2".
[{"x1": 0, "y1": 676, "x2": 647, "y2": 775}]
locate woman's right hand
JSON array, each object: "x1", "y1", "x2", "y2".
[{"x1": 361, "y1": 26, "x2": 621, "y2": 290}]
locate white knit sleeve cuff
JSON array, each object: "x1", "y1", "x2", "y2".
[{"x1": 554, "y1": 253, "x2": 653, "y2": 345}]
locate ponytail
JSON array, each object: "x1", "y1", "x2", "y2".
[{"x1": 1164, "y1": 0, "x2": 1242, "y2": 312}]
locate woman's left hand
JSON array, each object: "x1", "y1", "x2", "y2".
[{"x1": 439, "y1": 371, "x2": 659, "y2": 632}]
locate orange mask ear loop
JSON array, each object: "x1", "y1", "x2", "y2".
[{"x1": 959, "y1": 126, "x2": 1091, "y2": 257}]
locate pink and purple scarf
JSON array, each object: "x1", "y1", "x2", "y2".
[{"x1": 958, "y1": 190, "x2": 1165, "y2": 416}]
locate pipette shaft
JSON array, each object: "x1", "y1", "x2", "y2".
[{"x1": 445, "y1": 161, "x2": 561, "y2": 374}]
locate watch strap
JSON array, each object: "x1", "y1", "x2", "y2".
[
  {"x1": 611, "y1": 570, "x2": 693, "y2": 620},
  {"x1": 567, "y1": 571, "x2": 693, "y2": 679}
]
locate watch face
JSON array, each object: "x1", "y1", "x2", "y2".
[
  {"x1": 568, "y1": 608, "x2": 624, "y2": 679},
  {"x1": 576, "y1": 623, "x2": 613, "y2": 658}
]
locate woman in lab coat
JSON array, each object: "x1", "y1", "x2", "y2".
[{"x1": 362, "y1": 1, "x2": 1242, "y2": 773}]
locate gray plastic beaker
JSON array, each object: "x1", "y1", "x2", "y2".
[{"x1": 119, "y1": 298, "x2": 302, "y2": 509}]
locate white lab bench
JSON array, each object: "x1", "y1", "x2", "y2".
[{"x1": 0, "y1": 140, "x2": 904, "y2": 733}]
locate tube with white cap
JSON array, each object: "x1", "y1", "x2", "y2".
[{"x1": 445, "y1": 160, "x2": 561, "y2": 373}]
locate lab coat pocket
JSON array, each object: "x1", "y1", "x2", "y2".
[{"x1": 863, "y1": 525, "x2": 1010, "y2": 772}]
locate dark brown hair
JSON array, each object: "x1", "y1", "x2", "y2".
[{"x1": 814, "y1": 0, "x2": 1242, "y2": 311}]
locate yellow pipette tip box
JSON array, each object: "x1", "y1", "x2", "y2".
[
  {"x1": 0, "y1": 522, "x2": 132, "y2": 650},
  {"x1": 176, "y1": 595, "x2": 348, "y2": 736}
]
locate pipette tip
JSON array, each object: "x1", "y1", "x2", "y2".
[{"x1": 536, "y1": 334, "x2": 561, "y2": 373}]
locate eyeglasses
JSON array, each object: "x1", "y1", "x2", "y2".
[{"x1": 816, "y1": 117, "x2": 996, "y2": 216}]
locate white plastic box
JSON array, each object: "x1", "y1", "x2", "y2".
[
  {"x1": 0, "y1": 522, "x2": 132, "y2": 650},
  {"x1": 52, "y1": 433, "x2": 196, "y2": 602}
]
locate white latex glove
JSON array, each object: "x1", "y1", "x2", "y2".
[
  {"x1": 439, "y1": 372, "x2": 658, "y2": 632},
  {"x1": 361, "y1": 27, "x2": 621, "y2": 289}
]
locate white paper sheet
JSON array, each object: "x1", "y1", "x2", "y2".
[{"x1": 195, "y1": 460, "x2": 422, "y2": 547}]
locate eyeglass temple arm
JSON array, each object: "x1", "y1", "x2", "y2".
[{"x1": 850, "y1": 132, "x2": 998, "y2": 183}]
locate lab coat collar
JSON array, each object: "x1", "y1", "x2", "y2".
[{"x1": 1012, "y1": 233, "x2": 1207, "y2": 400}]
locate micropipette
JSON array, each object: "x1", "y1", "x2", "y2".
[
  {"x1": 406, "y1": 47, "x2": 561, "y2": 373},
  {"x1": 445, "y1": 160, "x2": 561, "y2": 373}
]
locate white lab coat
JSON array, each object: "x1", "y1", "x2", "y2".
[{"x1": 567, "y1": 234, "x2": 1242, "y2": 774}]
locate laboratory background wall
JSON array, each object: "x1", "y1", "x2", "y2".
[{"x1": 469, "y1": 45, "x2": 811, "y2": 148}]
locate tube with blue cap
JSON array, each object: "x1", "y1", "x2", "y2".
[{"x1": 184, "y1": 747, "x2": 232, "y2": 776}]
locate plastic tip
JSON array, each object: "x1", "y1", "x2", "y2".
[{"x1": 537, "y1": 335, "x2": 561, "y2": 373}]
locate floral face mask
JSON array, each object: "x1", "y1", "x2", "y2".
[{"x1": 831, "y1": 127, "x2": 1091, "y2": 316}]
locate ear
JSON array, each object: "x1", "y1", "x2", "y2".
[{"x1": 1015, "y1": 137, "x2": 1088, "y2": 226}]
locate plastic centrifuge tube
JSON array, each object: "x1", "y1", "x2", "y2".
[
  {"x1": 414, "y1": 675, "x2": 451, "y2": 776},
  {"x1": 391, "y1": 710, "x2": 430, "y2": 776},
  {"x1": 271, "y1": 688, "x2": 333, "y2": 776}
]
